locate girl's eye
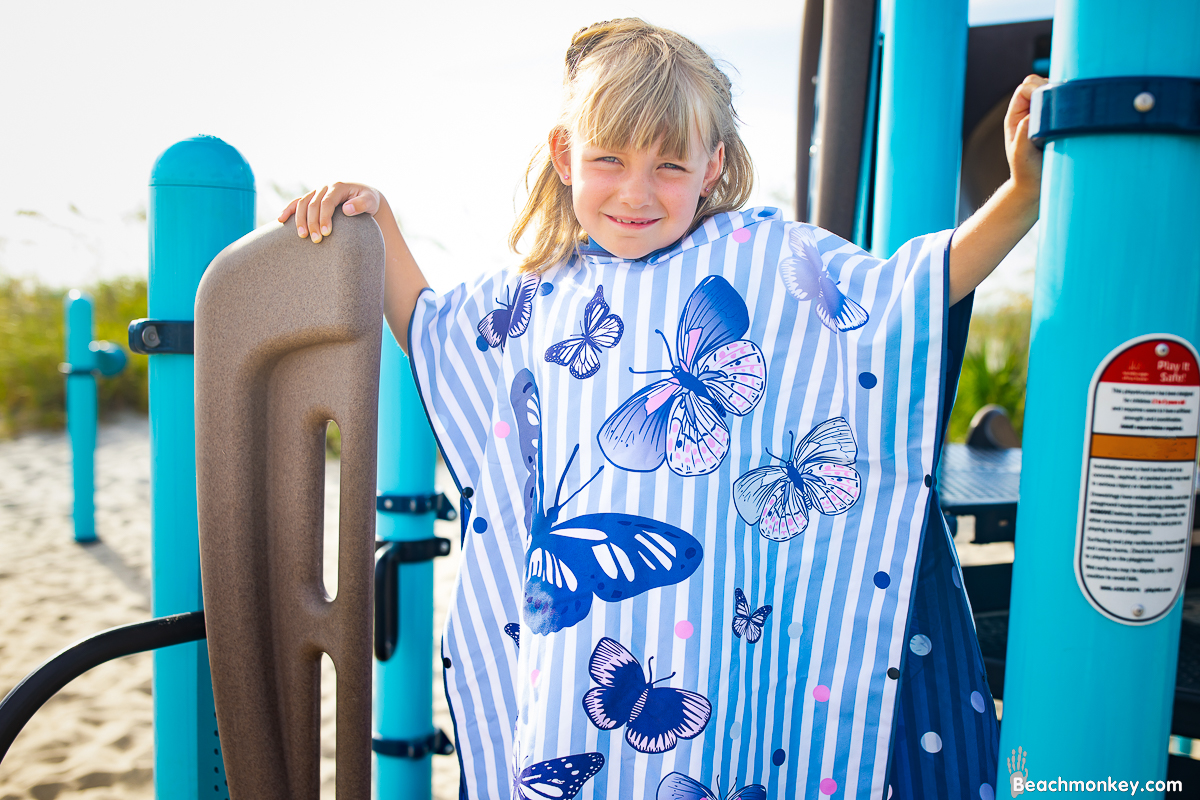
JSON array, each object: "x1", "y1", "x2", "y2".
[
  {"x1": 596, "y1": 156, "x2": 621, "y2": 164},
  {"x1": 660, "y1": 162, "x2": 686, "y2": 171}
]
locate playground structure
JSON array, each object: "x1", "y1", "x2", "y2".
[{"x1": 1, "y1": 0, "x2": 1199, "y2": 797}]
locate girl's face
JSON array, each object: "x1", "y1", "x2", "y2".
[{"x1": 551, "y1": 126, "x2": 724, "y2": 260}]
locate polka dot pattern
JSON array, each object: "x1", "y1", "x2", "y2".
[
  {"x1": 530, "y1": 669, "x2": 540, "y2": 685},
  {"x1": 920, "y1": 731, "x2": 942, "y2": 753},
  {"x1": 820, "y1": 778, "x2": 838, "y2": 795},
  {"x1": 732, "y1": 228, "x2": 752, "y2": 243},
  {"x1": 970, "y1": 691, "x2": 985, "y2": 713},
  {"x1": 909, "y1": 634, "x2": 932, "y2": 656},
  {"x1": 494, "y1": 421, "x2": 510, "y2": 438},
  {"x1": 813, "y1": 685, "x2": 830, "y2": 702},
  {"x1": 788, "y1": 622, "x2": 804, "y2": 638},
  {"x1": 442, "y1": 656, "x2": 452, "y2": 669},
  {"x1": 873, "y1": 571, "x2": 891, "y2": 589},
  {"x1": 473, "y1": 517, "x2": 488, "y2": 533},
  {"x1": 979, "y1": 784, "x2": 995, "y2": 800},
  {"x1": 540, "y1": 282, "x2": 554, "y2": 296},
  {"x1": 772, "y1": 749, "x2": 786, "y2": 766},
  {"x1": 475, "y1": 335, "x2": 490, "y2": 352},
  {"x1": 729, "y1": 722, "x2": 741, "y2": 740},
  {"x1": 858, "y1": 372, "x2": 878, "y2": 389},
  {"x1": 952, "y1": 566, "x2": 962, "y2": 589},
  {"x1": 674, "y1": 620, "x2": 693, "y2": 639}
]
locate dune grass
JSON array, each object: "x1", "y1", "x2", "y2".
[
  {"x1": 947, "y1": 298, "x2": 1032, "y2": 443},
  {"x1": 0, "y1": 276, "x2": 148, "y2": 438}
]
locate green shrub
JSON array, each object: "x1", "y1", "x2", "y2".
[
  {"x1": 948, "y1": 299, "x2": 1032, "y2": 443},
  {"x1": 0, "y1": 276, "x2": 148, "y2": 438}
]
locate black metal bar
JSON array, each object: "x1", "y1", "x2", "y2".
[{"x1": 0, "y1": 610, "x2": 206, "y2": 764}]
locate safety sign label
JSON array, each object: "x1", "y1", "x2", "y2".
[{"x1": 1075, "y1": 334, "x2": 1199, "y2": 625}]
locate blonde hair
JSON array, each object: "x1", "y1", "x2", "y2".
[{"x1": 510, "y1": 18, "x2": 755, "y2": 274}]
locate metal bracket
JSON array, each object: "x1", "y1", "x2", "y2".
[
  {"x1": 128, "y1": 319, "x2": 194, "y2": 355},
  {"x1": 1029, "y1": 76, "x2": 1200, "y2": 146},
  {"x1": 371, "y1": 729, "x2": 455, "y2": 759},
  {"x1": 376, "y1": 492, "x2": 457, "y2": 520},
  {"x1": 374, "y1": 537, "x2": 451, "y2": 661}
]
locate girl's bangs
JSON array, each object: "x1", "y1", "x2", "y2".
[{"x1": 574, "y1": 60, "x2": 710, "y2": 159}]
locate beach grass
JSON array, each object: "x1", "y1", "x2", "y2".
[
  {"x1": 0, "y1": 276, "x2": 149, "y2": 439},
  {"x1": 947, "y1": 298, "x2": 1032, "y2": 443}
]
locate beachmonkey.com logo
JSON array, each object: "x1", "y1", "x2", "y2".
[
  {"x1": 1009, "y1": 746, "x2": 1027, "y2": 797},
  {"x1": 1007, "y1": 745, "x2": 1182, "y2": 795}
]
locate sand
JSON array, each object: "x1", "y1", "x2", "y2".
[{"x1": 0, "y1": 415, "x2": 461, "y2": 800}]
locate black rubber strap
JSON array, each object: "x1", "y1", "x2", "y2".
[
  {"x1": 127, "y1": 319, "x2": 195, "y2": 355},
  {"x1": 372, "y1": 729, "x2": 455, "y2": 759},
  {"x1": 0, "y1": 611, "x2": 206, "y2": 764},
  {"x1": 1030, "y1": 76, "x2": 1200, "y2": 145}
]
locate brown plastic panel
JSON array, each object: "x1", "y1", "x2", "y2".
[{"x1": 194, "y1": 211, "x2": 384, "y2": 800}]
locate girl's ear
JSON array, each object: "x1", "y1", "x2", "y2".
[
  {"x1": 549, "y1": 128, "x2": 573, "y2": 185},
  {"x1": 702, "y1": 141, "x2": 726, "y2": 195}
]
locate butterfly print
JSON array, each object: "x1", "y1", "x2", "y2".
[
  {"x1": 779, "y1": 226, "x2": 868, "y2": 332},
  {"x1": 731, "y1": 588, "x2": 772, "y2": 644},
  {"x1": 478, "y1": 272, "x2": 540, "y2": 352},
  {"x1": 511, "y1": 746, "x2": 604, "y2": 800},
  {"x1": 597, "y1": 276, "x2": 766, "y2": 477},
  {"x1": 511, "y1": 370, "x2": 703, "y2": 635},
  {"x1": 582, "y1": 637, "x2": 712, "y2": 754},
  {"x1": 545, "y1": 284, "x2": 624, "y2": 379},
  {"x1": 733, "y1": 417, "x2": 862, "y2": 542},
  {"x1": 504, "y1": 622, "x2": 521, "y2": 649},
  {"x1": 657, "y1": 772, "x2": 767, "y2": 800}
]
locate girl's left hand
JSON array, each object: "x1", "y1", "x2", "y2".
[{"x1": 1005, "y1": 74, "x2": 1049, "y2": 200}]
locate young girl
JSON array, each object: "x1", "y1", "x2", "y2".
[{"x1": 282, "y1": 19, "x2": 1044, "y2": 800}]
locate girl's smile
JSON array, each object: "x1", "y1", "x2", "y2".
[{"x1": 551, "y1": 127, "x2": 724, "y2": 260}]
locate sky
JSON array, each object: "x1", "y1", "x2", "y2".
[{"x1": 0, "y1": 0, "x2": 1053, "y2": 303}]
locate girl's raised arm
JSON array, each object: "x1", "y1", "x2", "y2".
[
  {"x1": 279, "y1": 183, "x2": 430, "y2": 353},
  {"x1": 947, "y1": 75, "x2": 1047, "y2": 305}
]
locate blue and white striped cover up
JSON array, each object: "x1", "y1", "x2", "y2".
[{"x1": 408, "y1": 206, "x2": 999, "y2": 799}]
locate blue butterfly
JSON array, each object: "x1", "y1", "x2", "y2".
[
  {"x1": 657, "y1": 772, "x2": 767, "y2": 800},
  {"x1": 478, "y1": 272, "x2": 540, "y2": 352},
  {"x1": 511, "y1": 370, "x2": 703, "y2": 635},
  {"x1": 733, "y1": 418, "x2": 862, "y2": 542},
  {"x1": 582, "y1": 637, "x2": 712, "y2": 754},
  {"x1": 732, "y1": 588, "x2": 772, "y2": 643},
  {"x1": 779, "y1": 226, "x2": 868, "y2": 332},
  {"x1": 545, "y1": 284, "x2": 624, "y2": 379},
  {"x1": 597, "y1": 275, "x2": 766, "y2": 477},
  {"x1": 511, "y1": 747, "x2": 604, "y2": 800}
]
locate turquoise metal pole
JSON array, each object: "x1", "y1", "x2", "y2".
[
  {"x1": 148, "y1": 136, "x2": 254, "y2": 798},
  {"x1": 374, "y1": 322, "x2": 439, "y2": 799},
  {"x1": 870, "y1": 0, "x2": 968, "y2": 257},
  {"x1": 999, "y1": 1, "x2": 1200, "y2": 792},
  {"x1": 65, "y1": 291, "x2": 97, "y2": 543}
]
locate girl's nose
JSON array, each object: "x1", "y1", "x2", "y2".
[{"x1": 618, "y1": 173, "x2": 654, "y2": 208}]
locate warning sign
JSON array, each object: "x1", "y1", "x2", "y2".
[{"x1": 1075, "y1": 335, "x2": 1200, "y2": 625}]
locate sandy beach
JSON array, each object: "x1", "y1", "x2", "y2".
[{"x1": 0, "y1": 415, "x2": 461, "y2": 800}]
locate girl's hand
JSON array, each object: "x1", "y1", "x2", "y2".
[
  {"x1": 1004, "y1": 75, "x2": 1049, "y2": 201},
  {"x1": 277, "y1": 182, "x2": 382, "y2": 244}
]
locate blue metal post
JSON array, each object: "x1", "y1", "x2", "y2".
[
  {"x1": 870, "y1": 0, "x2": 968, "y2": 257},
  {"x1": 148, "y1": 136, "x2": 254, "y2": 798},
  {"x1": 1000, "y1": 0, "x2": 1200, "y2": 789},
  {"x1": 65, "y1": 291, "x2": 98, "y2": 543},
  {"x1": 374, "y1": 322, "x2": 439, "y2": 799}
]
